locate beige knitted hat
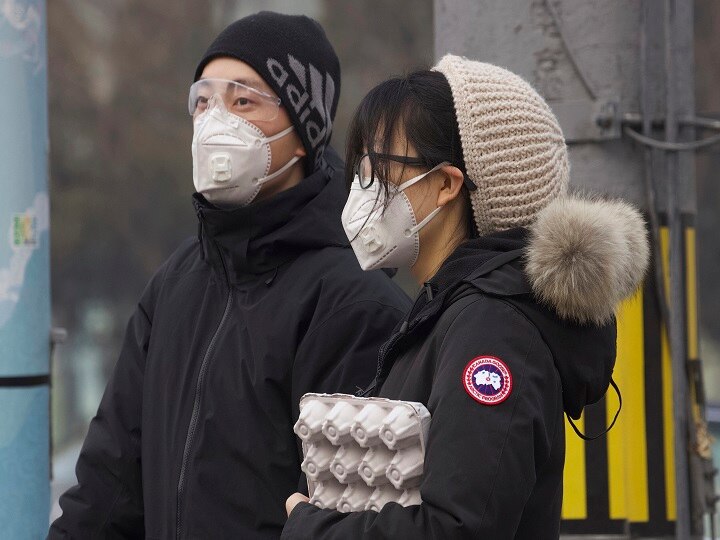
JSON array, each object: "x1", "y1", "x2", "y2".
[{"x1": 433, "y1": 54, "x2": 569, "y2": 236}]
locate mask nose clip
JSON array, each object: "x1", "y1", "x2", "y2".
[
  {"x1": 209, "y1": 152, "x2": 232, "y2": 183},
  {"x1": 206, "y1": 93, "x2": 225, "y2": 111},
  {"x1": 204, "y1": 94, "x2": 237, "y2": 127}
]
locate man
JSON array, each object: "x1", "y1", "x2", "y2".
[{"x1": 50, "y1": 12, "x2": 410, "y2": 539}]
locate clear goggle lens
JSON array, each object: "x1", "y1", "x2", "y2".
[{"x1": 188, "y1": 78, "x2": 281, "y2": 121}]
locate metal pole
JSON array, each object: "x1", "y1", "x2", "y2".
[
  {"x1": 0, "y1": 1, "x2": 51, "y2": 536},
  {"x1": 665, "y1": 0, "x2": 692, "y2": 537}
]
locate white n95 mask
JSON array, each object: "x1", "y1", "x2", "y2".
[
  {"x1": 341, "y1": 162, "x2": 448, "y2": 271},
  {"x1": 191, "y1": 95, "x2": 300, "y2": 207}
]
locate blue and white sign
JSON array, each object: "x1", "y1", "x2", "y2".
[{"x1": 0, "y1": 0, "x2": 50, "y2": 536}]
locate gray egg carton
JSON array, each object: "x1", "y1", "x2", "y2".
[{"x1": 294, "y1": 393, "x2": 431, "y2": 513}]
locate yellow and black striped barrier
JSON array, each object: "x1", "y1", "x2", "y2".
[{"x1": 560, "y1": 217, "x2": 700, "y2": 537}]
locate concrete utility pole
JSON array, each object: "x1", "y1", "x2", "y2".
[
  {"x1": 0, "y1": 1, "x2": 51, "y2": 536},
  {"x1": 436, "y1": 1, "x2": 716, "y2": 538}
]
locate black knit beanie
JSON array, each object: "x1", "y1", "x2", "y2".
[{"x1": 194, "y1": 11, "x2": 341, "y2": 175}]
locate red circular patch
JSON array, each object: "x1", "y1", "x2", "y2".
[{"x1": 462, "y1": 356, "x2": 513, "y2": 405}]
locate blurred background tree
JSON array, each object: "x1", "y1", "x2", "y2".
[{"x1": 49, "y1": 0, "x2": 211, "y2": 445}]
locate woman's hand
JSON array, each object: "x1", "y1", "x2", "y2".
[{"x1": 286, "y1": 492, "x2": 310, "y2": 517}]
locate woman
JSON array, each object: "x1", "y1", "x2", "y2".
[{"x1": 283, "y1": 55, "x2": 648, "y2": 539}]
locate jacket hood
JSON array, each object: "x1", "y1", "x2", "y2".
[
  {"x1": 193, "y1": 147, "x2": 349, "y2": 279},
  {"x1": 413, "y1": 196, "x2": 648, "y2": 418}
]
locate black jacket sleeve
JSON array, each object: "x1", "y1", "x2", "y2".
[
  {"x1": 48, "y1": 272, "x2": 163, "y2": 539},
  {"x1": 282, "y1": 297, "x2": 563, "y2": 539},
  {"x1": 291, "y1": 299, "x2": 407, "y2": 494}
]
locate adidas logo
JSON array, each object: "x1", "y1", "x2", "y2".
[{"x1": 266, "y1": 54, "x2": 336, "y2": 170}]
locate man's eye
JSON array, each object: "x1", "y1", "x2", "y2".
[
  {"x1": 233, "y1": 97, "x2": 255, "y2": 108},
  {"x1": 196, "y1": 96, "x2": 209, "y2": 109}
]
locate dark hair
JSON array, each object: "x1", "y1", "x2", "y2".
[{"x1": 345, "y1": 69, "x2": 476, "y2": 236}]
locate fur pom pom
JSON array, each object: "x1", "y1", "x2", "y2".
[{"x1": 525, "y1": 196, "x2": 649, "y2": 325}]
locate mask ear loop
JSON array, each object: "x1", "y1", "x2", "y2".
[
  {"x1": 396, "y1": 161, "x2": 450, "y2": 192},
  {"x1": 567, "y1": 377, "x2": 622, "y2": 441},
  {"x1": 262, "y1": 125, "x2": 295, "y2": 143},
  {"x1": 254, "y1": 155, "x2": 301, "y2": 186},
  {"x1": 253, "y1": 126, "x2": 300, "y2": 186},
  {"x1": 404, "y1": 206, "x2": 443, "y2": 237},
  {"x1": 396, "y1": 161, "x2": 450, "y2": 237}
]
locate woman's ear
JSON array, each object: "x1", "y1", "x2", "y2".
[{"x1": 437, "y1": 165, "x2": 465, "y2": 207}]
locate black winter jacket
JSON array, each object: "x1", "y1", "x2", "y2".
[
  {"x1": 283, "y1": 223, "x2": 640, "y2": 540},
  {"x1": 49, "y1": 153, "x2": 411, "y2": 539}
]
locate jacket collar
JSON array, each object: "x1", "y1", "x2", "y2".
[
  {"x1": 404, "y1": 228, "x2": 530, "y2": 326},
  {"x1": 193, "y1": 156, "x2": 349, "y2": 283}
]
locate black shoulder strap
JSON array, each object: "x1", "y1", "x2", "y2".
[{"x1": 463, "y1": 248, "x2": 525, "y2": 283}]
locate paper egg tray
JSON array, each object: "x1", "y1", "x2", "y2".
[{"x1": 294, "y1": 393, "x2": 431, "y2": 513}]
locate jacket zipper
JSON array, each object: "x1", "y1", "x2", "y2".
[
  {"x1": 364, "y1": 283, "x2": 446, "y2": 396},
  {"x1": 364, "y1": 301, "x2": 432, "y2": 397},
  {"x1": 175, "y1": 238, "x2": 232, "y2": 539}
]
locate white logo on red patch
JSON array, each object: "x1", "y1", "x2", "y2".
[{"x1": 463, "y1": 356, "x2": 512, "y2": 405}]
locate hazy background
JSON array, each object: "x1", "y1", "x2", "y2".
[{"x1": 48, "y1": 0, "x2": 720, "y2": 518}]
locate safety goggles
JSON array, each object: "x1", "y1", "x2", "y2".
[{"x1": 188, "y1": 78, "x2": 281, "y2": 121}]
